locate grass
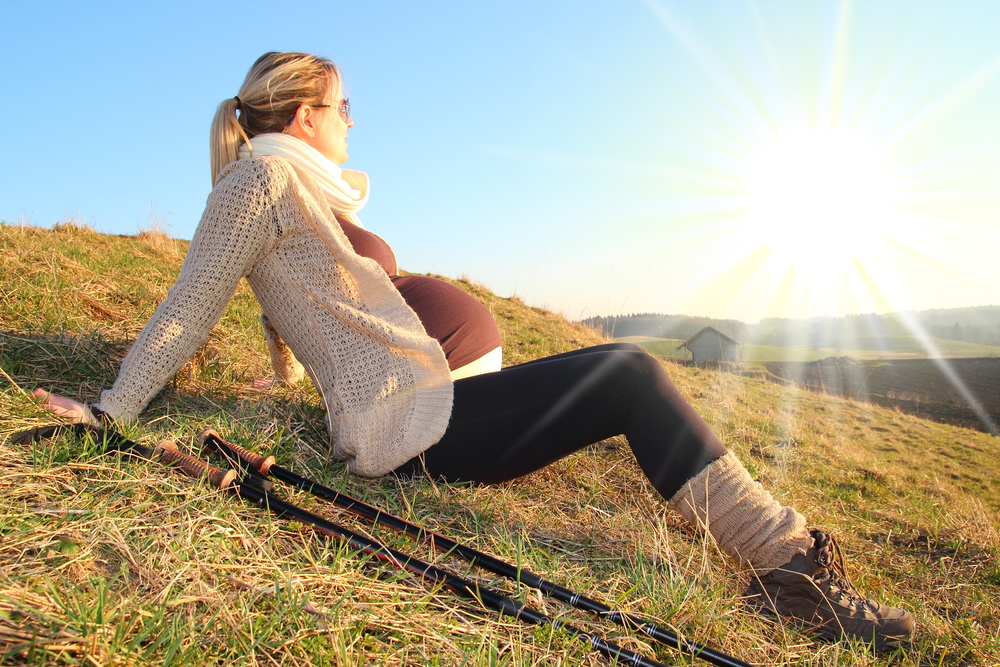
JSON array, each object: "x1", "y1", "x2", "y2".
[
  {"x1": 2, "y1": 221, "x2": 1000, "y2": 665},
  {"x1": 614, "y1": 336, "x2": 688, "y2": 359}
]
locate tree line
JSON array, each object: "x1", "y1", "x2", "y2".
[{"x1": 581, "y1": 306, "x2": 1000, "y2": 348}]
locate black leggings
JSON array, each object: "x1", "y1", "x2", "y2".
[{"x1": 394, "y1": 344, "x2": 729, "y2": 501}]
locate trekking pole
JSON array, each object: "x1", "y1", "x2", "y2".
[
  {"x1": 11, "y1": 424, "x2": 273, "y2": 489},
  {"x1": 242, "y1": 480, "x2": 679, "y2": 667},
  {"x1": 166, "y1": 449, "x2": 678, "y2": 667},
  {"x1": 10, "y1": 423, "x2": 237, "y2": 488},
  {"x1": 13, "y1": 423, "x2": 674, "y2": 667},
  {"x1": 200, "y1": 430, "x2": 754, "y2": 667}
]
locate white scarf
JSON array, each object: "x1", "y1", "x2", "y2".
[{"x1": 238, "y1": 133, "x2": 370, "y2": 221}]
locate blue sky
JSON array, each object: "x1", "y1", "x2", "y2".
[{"x1": 3, "y1": 0, "x2": 999, "y2": 323}]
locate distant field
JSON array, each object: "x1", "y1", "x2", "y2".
[
  {"x1": 764, "y1": 357, "x2": 1000, "y2": 434},
  {"x1": 619, "y1": 337, "x2": 836, "y2": 362},
  {"x1": 620, "y1": 335, "x2": 1000, "y2": 362},
  {"x1": 831, "y1": 335, "x2": 1000, "y2": 357},
  {"x1": 614, "y1": 335, "x2": 687, "y2": 357}
]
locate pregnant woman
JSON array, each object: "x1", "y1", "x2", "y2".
[{"x1": 36, "y1": 51, "x2": 913, "y2": 649}]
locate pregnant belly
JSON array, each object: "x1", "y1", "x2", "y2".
[{"x1": 391, "y1": 274, "x2": 502, "y2": 371}]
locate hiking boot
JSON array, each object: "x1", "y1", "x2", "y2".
[{"x1": 746, "y1": 529, "x2": 915, "y2": 649}]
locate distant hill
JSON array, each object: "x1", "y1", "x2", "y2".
[
  {"x1": 755, "y1": 309, "x2": 1000, "y2": 349},
  {"x1": 583, "y1": 306, "x2": 1000, "y2": 353},
  {"x1": 621, "y1": 335, "x2": 1000, "y2": 363},
  {"x1": 579, "y1": 314, "x2": 748, "y2": 343},
  {"x1": 912, "y1": 305, "x2": 1000, "y2": 345}
]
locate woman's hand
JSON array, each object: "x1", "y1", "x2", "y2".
[{"x1": 31, "y1": 389, "x2": 99, "y2": 425}]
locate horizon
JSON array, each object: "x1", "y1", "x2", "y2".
[
  {"x1": 582, "y1": 302, "x2": 1000, "y2": 327},
  {"x1": 3, "y1": 1, "x2": 999, "y2": 323}
]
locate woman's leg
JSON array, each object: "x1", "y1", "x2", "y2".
[
  {"x1": 395, "y1": 345, "x2": 913, "y2": 646},
  {"x1": 505, "y1": 342, "x2": 652, "y2": 368},
  {"x1": 404, "y1": 344, "x2": 807, "y2": 569},
  {"x1": 397, "y1": 346, "x2": 727, "y2": 500}
]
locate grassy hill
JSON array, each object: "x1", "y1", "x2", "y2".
[{"x1": 2, "y1": 221, "x2": 1000, "y2": 666}]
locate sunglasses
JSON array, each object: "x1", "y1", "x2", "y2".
[
  {"x1": 311, "y1": 98, "x2": 350, "y2": 121},
  {"x1": 286, "y1": 99, "x2": 351, "y2": 126}
]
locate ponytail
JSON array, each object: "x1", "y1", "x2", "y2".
[{"x1": 210, "y1": 97, "x2": 251, "y2": 185}]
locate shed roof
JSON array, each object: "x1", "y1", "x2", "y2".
[{"x1": 679, "y1": 326, "x2": 739, "y2": 351}]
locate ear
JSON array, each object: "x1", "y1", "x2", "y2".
[{"x1": 285, "y1": 105, "x2": 317, "y2": 139}]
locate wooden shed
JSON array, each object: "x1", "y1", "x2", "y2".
[{"x1": 680, "y1": 327, "x2": 740, "y2": 364}]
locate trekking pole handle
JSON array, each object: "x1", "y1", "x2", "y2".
[
  {"x1": 156, "y1": 440, "x2": 237, "y2": 489},
  {"x1": 199, "y1": 429, "x2": 275, "y2": 474}
]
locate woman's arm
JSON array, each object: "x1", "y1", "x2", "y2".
[{"x1": 95, "y1": 160, "x2": 282, "y2": 420}]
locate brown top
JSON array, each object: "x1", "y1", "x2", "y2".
[{"x1": 338, "y1": 216, "x2": 502, "y2": 371}]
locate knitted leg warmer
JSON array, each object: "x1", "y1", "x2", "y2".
[
  {"x1": 262, "y1": 315, "x2": 306, "y2": 386},
  {"x1": 668, "y1": 451, "x2": 813, "y2": 574}
]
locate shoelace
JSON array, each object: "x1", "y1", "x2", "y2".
[{"x1": 812, "y1": 531, "x2": 869, "y2": 608}]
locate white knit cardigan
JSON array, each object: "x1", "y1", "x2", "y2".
[{"x1": 97, "y1": 156, "x2": 454, "y2": 476}]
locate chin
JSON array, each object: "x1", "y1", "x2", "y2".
[{"x1": 324, "y1": 150, "x2": 348, "y2": 165}]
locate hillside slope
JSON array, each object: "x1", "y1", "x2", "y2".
[{"x1": 2, "y1": 222, "x2": 999, "y2": 666}]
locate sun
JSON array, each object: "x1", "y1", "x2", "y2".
[{"x1": 746, "y1": 129, "x2": 895, "y2": 277}]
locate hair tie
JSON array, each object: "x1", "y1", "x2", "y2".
[{"x1": 233, "y1": 95, "x2": 243, "y2": 110}]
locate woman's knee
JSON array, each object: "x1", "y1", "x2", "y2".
[{"x1": 616, "y1": 346, "x2": 666, "y2": 376}]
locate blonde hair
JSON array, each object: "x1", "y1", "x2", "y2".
[{"x1": 210, "y1": 52, "x2": 340, "y2": 185}]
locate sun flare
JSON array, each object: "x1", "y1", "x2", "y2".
[{"x1": 747, "y1": 129, "x2": 895, "y2": 275}]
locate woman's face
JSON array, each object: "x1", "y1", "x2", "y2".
[{"x1": 286, "y1": 80, "x2": 354, "y2": 165}]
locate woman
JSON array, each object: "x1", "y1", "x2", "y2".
[{"x1": 35, "y1": 52, "x2": 913, "y2": 649}]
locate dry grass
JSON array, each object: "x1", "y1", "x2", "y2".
[
  {"x1": 135, "y1": 215, "x2": 184, "y2": 260},
  {"x1": 1, "y1": 221, "x2": 999, "y2": 665}
]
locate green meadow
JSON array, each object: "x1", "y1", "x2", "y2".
[{"x1": 2, "y1": 222, "x2": 999, "y2": 666}]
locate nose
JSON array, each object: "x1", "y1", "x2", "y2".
[{"x1": 346, "y1": 118, "x2": 354, "y2": 129}]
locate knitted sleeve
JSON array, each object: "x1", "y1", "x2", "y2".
[{"x1": 97, "y1": 160, "x2": 282, "y2": 420}]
